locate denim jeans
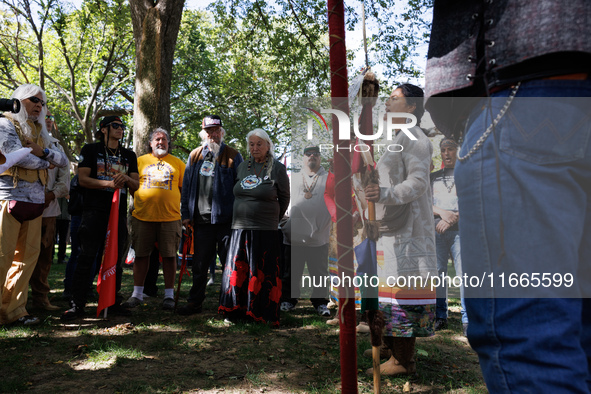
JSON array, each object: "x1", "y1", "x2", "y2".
[
  {"x1": 435, "y1": 230, "x2": 467, "y2": 324},
  {"x1": 455, "y1": 79, "x2": 591, "y2": 392}
]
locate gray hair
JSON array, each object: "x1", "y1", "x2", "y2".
[
  {"x1": 148, "y1": 127, "x2": 171, "y2": 152},
  {"x1": 10, "y1": 84, "x2": 50, "y2": 147},
  {"x1": 246, "y1": 128, "x2": 275, "y2": 177},
  {"x1": 246, "y1": 128, "x2": 274, "y2": 157}
]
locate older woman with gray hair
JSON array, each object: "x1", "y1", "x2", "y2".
[{"x1": 218, "y1": 128, "x2": 290, "y2": 326}]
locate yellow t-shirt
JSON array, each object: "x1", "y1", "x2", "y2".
[{"x1": 132, "y1": 153, "x2": 185, "y2": 222}]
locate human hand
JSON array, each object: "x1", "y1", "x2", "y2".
[
  {"x1": 44, "y1": 191, "x2": 55, "y2": 208},
  {"x1": 364, "y1": 183, "x2": 380, "y2": 203},
  {"x1": 25, "y1": 139, "x2": 44, "y2": 157},
  {"x1": 112, "y1": 173, "x2": 128, "y2": 189},
  {"x1": 439, "y1": 210, "x2": 458, "y2": 226},
  {"x1": 436, "y1": 219, "x2": 451, "y2": 234}
]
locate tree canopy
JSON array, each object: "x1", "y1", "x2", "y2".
[{"x1": 0, "y1": 0, "x2": 432, "y2": 162}]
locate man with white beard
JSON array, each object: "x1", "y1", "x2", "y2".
[
  {"x1": 122, "y1": 128, "x2": 185, "y2": 310},
  {"x1": 178, "y1": 115, "x2": 243, "y2": 315}
]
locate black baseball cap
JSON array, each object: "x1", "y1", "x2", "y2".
[
  {"x1": 95, "y1": 116, "x2": 124, "y2": 140},
  {"x1": 99, "y1": 116, "x2": 124, "y2": 129},
  {"x1": 202, "y1": 115, "x2": 222, "y2": 129},
  {"x1": 303, "y1": 146, "x2": 320, "y2": 155}
]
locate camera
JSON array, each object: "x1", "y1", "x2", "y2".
[{"x1": 0, "y1": 99, "x2": 21, "y2": 113}]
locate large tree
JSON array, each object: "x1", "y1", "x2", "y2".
[
  {"x1": 129, "y1": 0, "x2": 185, "y2": 156},
  {"x1": 0, "y1": 0, "x2": 135, "y2": 159}
]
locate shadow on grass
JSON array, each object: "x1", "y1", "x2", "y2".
[{"x1": 0, "y1": 263, "x2": 485, "y2": 393}]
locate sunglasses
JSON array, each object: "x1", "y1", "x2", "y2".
[
  {"x1": 304, "y1": 152, "x2": 320, "y2": 157},
  {"x1": 27, "y1": 96, "x2": 45, "y2": 106},
  {"x1": 45, "y1": 115, "x2": 54, "y2": 121},
  {"x1": 109, "y1": 123, "x2": 126, "y2": 130}
]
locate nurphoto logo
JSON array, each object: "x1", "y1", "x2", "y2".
[{"x1": 304, "y1": 107, "x2": 417, "y2": 153}]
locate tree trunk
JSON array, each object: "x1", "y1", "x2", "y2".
[{"x1": 129, "y1": 0, "x2": 185, "y2": 156}]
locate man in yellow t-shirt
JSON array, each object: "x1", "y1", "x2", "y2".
[{"x1": 124, "y1": 128, "x2": 185, "y2": 310}]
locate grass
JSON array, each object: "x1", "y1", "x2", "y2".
[{"x1": 0, "y1": 256, "x2": 486, "y2": 393}]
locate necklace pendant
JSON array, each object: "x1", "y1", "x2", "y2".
[{"x1": 304, "y1": 191, "x2": 312, "y2": 199}]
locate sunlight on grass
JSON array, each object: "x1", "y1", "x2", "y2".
[
  {"x1": 205, "y1": 317, "x2": 228, "y2": 328},
  {"x1": 72, "y1": 338, "x2": 145, "y2": 370},
  {"x1": 0, "y1": 326, "x2": 34, "y2": 338}
]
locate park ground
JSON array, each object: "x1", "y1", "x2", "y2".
[{"x1": 0, "y1": 255, "x2": 486, "y2": 393}]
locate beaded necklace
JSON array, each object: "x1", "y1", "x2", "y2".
[
  {"x1": 302, "y1": 172, "x2": 319, "y2": 199},
  {"x1": 248, "y1": 155, "x2": 269, "y2": 178}
]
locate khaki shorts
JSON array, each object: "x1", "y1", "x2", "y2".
[{"x1": 131, "y1": 216, "x2": 182, "y2": 258}]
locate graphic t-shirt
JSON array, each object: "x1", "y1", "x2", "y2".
[
  {"x1": 196, "y1": 150, "x2": 215, "y2": 223},
  {"x1": 232, "y1": 159, "x2": 290, "y2": 231},
  {"x1": 78, "y1": 142, "x2": 138, "y2": 214},
  {"x1": 132, "y1": 153, "x2": 185, "y2": 222},
  {"x1": 430, "y1": 167, "x2": 458, "y2": 231}
]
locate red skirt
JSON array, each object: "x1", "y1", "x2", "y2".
[{"x1": 218, "y1": 229, "x2": 282, "y2": 326}]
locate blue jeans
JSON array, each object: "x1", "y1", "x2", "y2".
[
  {"x1": 435, "y1": 230, "x2": 467, "y2": 324},
  {"x1": 455, "y1": 79, "x2": 591, "y2": 393}
]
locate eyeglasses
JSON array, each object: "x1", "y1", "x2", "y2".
[
  {"x1": 205, "y1": 127, "x2": 222, "y2": 134},
  {"x1": 45, "y1": 115, "x2": 54, "y2": 121},
  {"x1": 27, "y1": 96, "x2": 45, "y2": 106},
  {"x1": 304, "y1": 152, "x2": 320, "y2": 157},
  {"x1": 109, "y1": 123, "x2": 126, "y2": 130}
]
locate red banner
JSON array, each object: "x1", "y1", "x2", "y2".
[{"x1": 97, "y1": 189, "x2": 120, "y2": 316}]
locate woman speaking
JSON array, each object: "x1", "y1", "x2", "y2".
[{"x1": 219, "y1": 129, "x2": 290, "y2": 326}]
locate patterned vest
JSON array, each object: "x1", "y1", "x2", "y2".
[{"x1": 0, "y1": 114, "x2": 48, "y2": 186}]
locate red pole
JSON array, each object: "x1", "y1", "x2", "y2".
[{"x1": 328, "y1": 0, "x2": 357, "y2": 392}]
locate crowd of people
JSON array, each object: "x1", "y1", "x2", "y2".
[{"x1": 0, "y1": 81, "x2": 459, "y2": 367}]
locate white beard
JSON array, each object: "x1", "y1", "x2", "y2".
[
  {"x1": 207, "y1": 140, "x2": 221, "y2": 157},
  {"x1": 154, "y1": 148, "x2": 167, "y2": 157}
]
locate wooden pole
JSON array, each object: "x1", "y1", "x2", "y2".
[{"x1": 328, "y1": 0, "x2": 357, "y2": 392}]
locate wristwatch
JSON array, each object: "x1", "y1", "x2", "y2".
[{"x1": 41, "y1": 148, "x2": 49, "y2": 159}]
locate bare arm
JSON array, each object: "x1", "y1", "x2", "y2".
[
  {"x1": 78, "y1": 167, "x2": 116, "y2": 190},
  {"x1": 433, "y1": 205, "x2": 459, "y2": 225}
]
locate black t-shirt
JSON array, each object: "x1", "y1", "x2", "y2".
[{"x1": 78, "y1": 142, "x2": 138, "y2": 214}]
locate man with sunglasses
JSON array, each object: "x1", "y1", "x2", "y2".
[
  {"x1": 62, "y1": 116, "x2": 139, "y2": 320},
  {"x1": 0, "y1": 84, "x2": 68, "y2": 325},
  {"x1": 280, "y1": 146, "x2": 332, "y2": 317},
  {"x1": 178, "y1": 115, "x2": 243, "y2": 315}
]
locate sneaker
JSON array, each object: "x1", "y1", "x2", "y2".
[
  {"x1": 14, "y1": 315, "x2": 40, "y2": 326},
  {"x1": 316, "y1": 304, "x2": 331, "y2": 317},
  {"x1": 162, "y1": 297, "x2": 175, "y2": 310},
  {"x1": 326, "y1": 316, "x2": 340, "y2": 326},
  {"x1": 121, "y1": 296, "x2": 142, "y2": 308},
  {"x1": 462, "y1": 322, "x2": 469, "y2": 337},
  {"x1": 207, "y1": 276, "x2": 215, "y2": 286},
  {"x1": 280, "y1": 301, "x2": 295, "y2": 312},
  {"x1": 177, "y1": 302, "x2": 202, "y2": 316},
  {"x1": 434, "y1": 318, "x2": 448, "y2": 331},
  {"x1": 61, "y1": 305, "x2": 85, "y2": 321}
]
